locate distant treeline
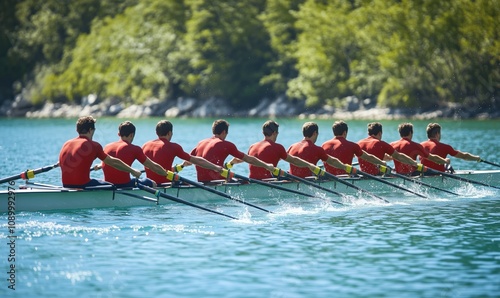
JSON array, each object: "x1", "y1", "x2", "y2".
[{"x1": 0, "y1": 0, "x2": 498, "y2": 110}]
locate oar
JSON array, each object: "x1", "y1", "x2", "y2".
[
  {"x1": 232, "y1": 172, "x2": 343, "y2": 205},
  {"x1": 136, "y1": 183, "x2": 237, "y2": 219},
  {"x1": 480, "y1": 159, "x2": 500, "y2": 168},
  {"x1": 166, "y1": 171, "x2": 274, "y2": 214},
  {"x1": 381, "y1": 166, "x2": 459, "y2": 196},
  {"x1": 425, "y1": 168, "x2": 500, "y2": 190},
  {"x1": 320, "y1": 171, "x2": 390, "y2": 203},
  {"x1": 356, "y1": 169, "x2": 428, "y2": 199},
  {"x1": 0, "y1": 163, "x2": 59, "y2": 184},
  {"x1": 281, "y1": 172, "x2": 345, "y2": 198}
]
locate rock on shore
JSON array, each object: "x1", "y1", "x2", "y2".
[{"x1": 0, "y1": 94, "x2": 498, "y2": 120}]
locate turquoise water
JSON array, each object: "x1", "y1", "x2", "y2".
[{"x1": 0, "y1": 117, "x2": 499, "y2": 297}]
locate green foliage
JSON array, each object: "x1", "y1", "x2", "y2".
[{"x1": 0, "y1": 0, "x2": 498, "y2": 112}]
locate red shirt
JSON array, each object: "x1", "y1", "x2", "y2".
[
  {"x1": 287, "y1": 140, "x2": 328, "y2": 178},
  {"x1": 420, "y1": 139, "x2": 458, "y2": 171},
  {"x1": 142, "y1": 138, "x2": 191, "y2": 184},
  {"x1": 390, "y1": 137, "x2": 430, "y2": 174},
  {"x1": 247, "y1": 140, "x2": 288, "y2": 179},
  {"x1": 102, "y1": 140, "x2": 147, "y2": 184},
  {"x1": 59, "y1": 136, "x2": 108, "y2": 186},
  {"x1": 190, "y1": 137, "x2": 245, "y2": 182},
  {"x1": 321, "y1": 137, "x2": 363, "y2": 175},
  {"x1": 358, "y1": 136, "x2": 395, "y2": 175}
]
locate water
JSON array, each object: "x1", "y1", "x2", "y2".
[{"x1": 0, "y1": 117, "x2": 499, "y2": 297}]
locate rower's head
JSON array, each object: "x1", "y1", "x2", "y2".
[
  {"x1": 263, "y1": 120, "x2": 279, "y2": 140},
  {"x1": 367, "y1": 122, "x2": 383, "y2": 140},
  {"x1": 156, "y1": 120, "x2": 173, "y2": 139},
  {"x1": 398, "y1": 122, "x2": 413, "y2": 139},
  {"x1": 118, "y1": 121, "x2": 136, "y2": 142},
  {"x1": 426, "y1": 123, "x2": 441, "y2": 141},
  {"x1": 332, "y1": 120, "x2": 348, "y2": 137},
  {"x1": 76, "y1": 116, "x2": 96, "y2": 138},
  {"x1": 302, "y1": 122, "x2": 319, "y2": 142},
  {"x1": 213, "y1": 119, "x2": 229, "y2": 139}
]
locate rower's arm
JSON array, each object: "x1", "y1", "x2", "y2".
[
  {"x1": 189, "y1": 156, "x2": 224, "y2": 173},
  {"x1": 103, "y1": 156, "x2": 141, "y2": 178},
  {"x1": 428, "y1": 153, "x2": 449, "y2": 165},
  {"x1": 455, "y1": 151, "x2": 481, "y2": 162},
  {"x1": 325, "y1": 155, "x2": 347, "y2": 170},
  {"x1": 242, "y1": 154, "x2": 275, "y2": 172},
  {"x1": 391, "y1": 151, "x2": 418, "y2": 167},
  {"x1": 285, "y1": 154, "x2": 318, "y2": 172},
  {"x1": 360, "y1": 151, "x2": 386, "y2": 166},
  {"x1": 143, "y1": 158, "x2": 168, "y2": 177}
]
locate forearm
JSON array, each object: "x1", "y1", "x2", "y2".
[
  {"x1": 105, "y1": 156, "x2": 135, "y2": 174},
  {"x1": 361, "y1": 152, "x2": 385, "y2": 166},
  {"x1": 326, "y1": 156, "x2": 346, "y2": 169},
  {"x1": 429, "y1": 154, "x2": 448, "y2": 165},
  {"x1": 393, "y1": 152, "x2": 417, "y2": 166},
  {"x1": 456, "y1": 151, "x2": 480, "y2": 161},
  {"x1": 190, "y1": 156, "x2": 222, "y2": 172},
  {"x1": 243, "y1": 155, "x2": 270, "y2": 169},
  {"x1": 144, "y1": 158, "x2": 167, "y2": 176}
]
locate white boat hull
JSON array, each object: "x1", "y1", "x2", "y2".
[{"x1": 1, "y1": 170, "x2": 499, "y2": 212}]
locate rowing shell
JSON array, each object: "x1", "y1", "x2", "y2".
[{"x1": 1, "y1": 170, "x2": 499, "y2": 212}]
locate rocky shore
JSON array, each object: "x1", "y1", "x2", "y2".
[{"x1": 1, "y1": 94, "x2": 498, "y2": 120}]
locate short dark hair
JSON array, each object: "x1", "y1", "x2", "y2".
[
  {"x1": 398, "y1": 122, "x2": 413, "y2": 137},
  {"x1": 302, "y1": 122, "x2": 318, "y2": 138},
  {"x1": 156, "y1": 120, "x2": 173, "y2": 137},
  {"x1": 332, "y1": 120, "x2": 348, "y2": 136},
  {"x1": 426, "y1": 123, "x2": 441, "y2": 138},
  {"x1": 212, "y1": 119, "x2": 229, "y2": 135},
  {"x1": 262, "y1": 120, "x2": 279, "y2": 136},
  {"x1": 118, "y1": 121, "x2": 136, "y2": 137},
  {"x1": 367, "y1": 122, "x2": 382, "y2": 136},
  {"x1": 76, "y1": 116, "x2": 96, "y2": 134}
]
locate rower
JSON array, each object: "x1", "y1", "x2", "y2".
[
  {"x1": 390, "y1": 122, "x2": 449, "y2": 175},
  {"x1": 358, "y1": 122, "x2": 419, "y2": 175},
  {"x1": 321, "y1": 120, "x2": 386, "y2": 176},
  {"x1": 420, "y1": 123, "x2": 481, "y2": 172}
]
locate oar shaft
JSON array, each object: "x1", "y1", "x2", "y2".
[
  {"x1": 426, "y1": 168, "x2": 500, "y2": 190},
  {"x1": 322, "y1": 171, "x2": 389, "y2": 203},
  {"x1": 233, "y1": 173, "x2": 343, "y2": 205},
  {"x1": 390, "y1": 172, "x2": 459, "y2": 196},
  {"x1": 358, "y1": 170, "x2": 428, "y2": 199},
  {"x1": 284, "y1": 173, "x2": 342, "y2": 197},
  {"x1": 176, "y1": 175, "x2": 274, "y2": 214},
  {"x1": 481, "y1": 159, "x2": 500, "y2": 168},
  {"x1": 0, "y1": 163, "x2": 59, "y2": 184},
  {"x1": 137, "y1": 184, "x2": 237, "y2": 219}
]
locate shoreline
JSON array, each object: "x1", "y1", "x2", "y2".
[{"x1": 1, "y1": 95, "x2": 498, "y2": 120}]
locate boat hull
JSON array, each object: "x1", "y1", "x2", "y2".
[{"x1": 1, "y1": 170, "x2": 499, "y2": 212}]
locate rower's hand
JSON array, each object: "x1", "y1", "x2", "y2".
[
  {"x1": 265, "y1": 163, "x2": 275, "y2": 173},
  {"x1": 224, "y1": 162, "x2": 233, "y2": 169},
  {"x1": 444, "y1": 158, "x2": 451, "y2": 165},
  {"x1": 132, "y1": 169, "x2": 142, "y2": 178},
  {"x1": 166, "y1": 170, "x2": 180, "y2": 182},
  {"x1": 345, "y1": 164, "x2": 357, "y2": 175},
  {"x1": 416, "y1": 163, "x2": 428, "y2": 172},
  {"x1": 221, "y1": 168, "x2": 234, "y2": 180},
  {"x1": 312, "y1": 166, "x2": 325, "y2": 176},
  {"x1": 378, "y1": 165, "x2": 392, "y2": 175},
  {"x1": 93, "y1": 164, "x2": 102, "y2": 171},
  {"x1": 272, "y1": 167, "x2": 285, "y2": 177},
  {"x1": 477, "y1": 157, "x2": 482, "y2": 162},
  {"x1": 172, "y1": 164, "x2": 184, "y2": 173}
]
